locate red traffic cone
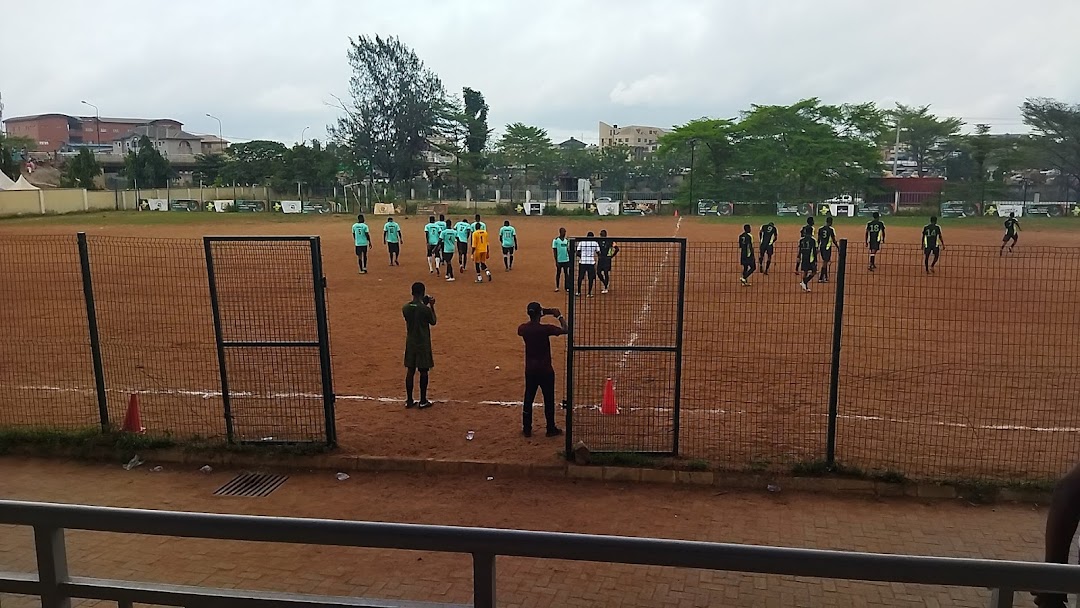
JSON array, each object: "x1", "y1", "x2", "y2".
[
  {"x1": 122, "y1": 393, "x2": 145, "y2": 434},
  {"x1": 601, "y1": 378, "x2": 618, "y2": 415}
]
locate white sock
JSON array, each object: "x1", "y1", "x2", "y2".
[{"x1": 427, "y1": 258, "x2": 433, "y2": 271}]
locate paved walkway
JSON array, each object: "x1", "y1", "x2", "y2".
[{"x1": 0, "y1": 458, "x2": 1058, "y2": 607}]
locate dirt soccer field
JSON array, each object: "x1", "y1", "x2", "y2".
[{"x1": 1, "y1": 212, "x2": 1079, "y2": 479}]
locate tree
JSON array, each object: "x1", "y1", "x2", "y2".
[
  {"x1": 279, "y1": 140, "x2": 340, "y2": 195},
  {"x1": 454, "y1": 86, "x2": 491, "y2": 192},
  {"x1": 122, "y1": 135, "x2": 172, "y2": 188},
  {"x1": 595, "y1": 144, "x2": 633, "y2": 193},
  {"x1": 221, "y1": 140, "x2": 287, "y2": 185},
  {"x1": 889, "y1": 104, "x2": 963, "y2": 175},
  {"x1": 0, "y1": 133, "x2": 31, "y2": 180},
  {"x1": 193, "y1": 153, "x2": 228, "y2": 185},
  {"x1": 1021, "y1": 98, "x2": 1080, "y2": 193},
  {"x1": 658, "y1": 118, "x2": 739, "y2": 202},
  {"x1": 60, "y1": 149, "x2": 101, "y2": 189},
  {"x1": 496, "y1": 123, "x2": 553, "y2": 189},
  {"x1": 330, "y1": 35, "x2": 450, "y2": 184}
]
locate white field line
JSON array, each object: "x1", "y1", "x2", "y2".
[
  {"x1": 616, "y1": 215, "x2": 682, "y2": 370},
  {"x1": 10, "y1": 384, "x2": 1080, "y2": 433}
]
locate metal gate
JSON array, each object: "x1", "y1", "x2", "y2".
[
  {"x1": 565, "y1": 237, "x2": 687, "y2": 457},
  {"x1": 204, "y1": 236, "x2": 335, "y2": 445}
]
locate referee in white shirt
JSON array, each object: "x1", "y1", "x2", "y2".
[{"x1": 575, "y1": 232, "x2": 601, "y2": 298}]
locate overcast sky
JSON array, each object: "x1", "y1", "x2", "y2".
[{"x1": 2, "y1": 0, "x2": 1077, "y2": 145}]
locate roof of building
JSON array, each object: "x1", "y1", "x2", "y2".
[
  {"x1": 114, "y1": 125, "x2": 203, "y2": 142},
  {"x1": 558, "y1": 137, "x2": 588, "y2": 149},
  {"x1": 2, "y1": 113, "x2": 182, "y2": 126}
]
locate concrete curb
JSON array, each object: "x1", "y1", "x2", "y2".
[{"x1": 79, "y1": 449, "x2": 1051, "y2": 505}]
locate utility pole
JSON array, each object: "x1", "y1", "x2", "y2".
[
  {"x1": 81, "y1": 100, "x2": 100, "y2": 145},
  {"x1": 688, "y1": 138, "x2": 697, "y2": 208}
]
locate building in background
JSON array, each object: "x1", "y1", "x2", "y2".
[
  {"x1": 598, "y1": 122, "x2": 669, "y2": 159},
  {"x1": 112, "y1": 125, "x2": 203, "y2": 158},
  {"x1": 557, "y1": 137, "x2": 587, "y2": 151},
  {"x1": 199, "y1": 135, "x2": 229, "y2": 155},
  {"x1": 2, "y1": 113, "x2": 183, "y2": 153}
]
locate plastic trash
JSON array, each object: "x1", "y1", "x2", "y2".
[
  {"x1": 466, "y1": 430, "x2": 475, "y2": 441},
  {"x1": 336, "y1": 472, "x2": 350, "y2": 481},
  {"x1": 486, "y1": 476, "x2": 494, "y2": 481},
  {"x1": 150, "y1": 465, "x2": 164, "y2": 472},
  {"x1": 122, "y1": 455, "x2": 143, "y2": 471},
  {"x1": 767, "y1": 484, "x2": 781, "y2": 493},
  {"x1": 199, "y1": 465, "x2": 213, "y2": 473}
]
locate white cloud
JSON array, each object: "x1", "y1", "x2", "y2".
[{"x1": 609, "y1": 74, "x2": 683, "y2": 106}]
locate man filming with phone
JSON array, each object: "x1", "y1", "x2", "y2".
[
  {"x1": 517, "y1": 302, "x2": 568, "y2": 438},
  {"x1": 402, "y1": 282, "x2": 436, "y2": 409}
]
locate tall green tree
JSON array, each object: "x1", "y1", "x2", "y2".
[
  {"x1": 0, "y1": 133, "x2": 31, "y2": 180},
  {"x1": 1021, "y1": 98, "x2": 1080, "y2": 191},
  {"x1": 889, "y1": 104, "x2": 963, "y2": 175},
  {"x1": 454, "y1": 86, "x2": 491, "y2": 191},
  {"x1": 193, "y1": 153, "x2": 227, "y2": 185},
  {"x1": 60, "y1": 149, "x2": 101, "y2": 189},
  {"x1": 221, "y1": 140, "x2": 287, "y2": 185},
  {"x1": 330, "y1": 35, "x2": 450, "y2": 184},
  {"x1": 595, "y1": 143, "x2": 633, "y2": 192},
  {"x1": 122, "y1": 135, "x2": 173, "y2": 188},
  {"x1": 496, "y1": 123, "x2": 553, "y2": 187},
  {"x1": 657, "y1": 118, "x2": 738, "y2": 202}
]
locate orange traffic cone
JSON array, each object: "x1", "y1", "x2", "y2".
[
  {"x1": 601, "y1": 378, "x2": 618, "y2": 415},
  {"x1": 122, "y1": 393, "x2": 145, "y2": 434}
]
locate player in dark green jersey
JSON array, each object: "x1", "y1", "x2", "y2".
[
  {"x1": 817, "y1": 216, "x2": 838, "y2": 283},
  {"x1": 921, "y1": 216, "x2": 945, "y2": 273},
  {"x1": 865, "y1": 212, "x2": 886, "y2": 271},
  {"x1": 738, "y1": 224, "x2": 756, "y2": 286},
  {"x1": 797, "y1": 232, "x2": 818, "y2": 292},
  {"x1": 1001, "y1": 212, "x2": 1021, "y2": 255},
  {"x1": 758, "y1": 222, "x2": 778, "y2": 275}
]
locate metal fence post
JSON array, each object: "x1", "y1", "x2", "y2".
[
  {"x1": 564, "y1": 238, "x2": 577, "y2": 460},
  {"x1": 826, "y1": 239, "x2": 848, "y2": 468},
  {"x1": 309, "y1": 237, "x2": 337, "y2": 446},
  {"x1": 989, "y1": 588, "x2": 1014, "y2": 608},
  {"x1": 34, "y1": 525, "x2": 71, "y2": 608},
  {"x1": 77, "y1": 232, "x2": 110, "y2": 431},
  {"x1": 472, "y1": 552, "x2": 496, "y2": 608},
  {"x1": 203, "y1": 237, "x2": 235, "y2": 444},
  {"x1": 671, "y1": 240, "x2": 688, "y2": 457}
]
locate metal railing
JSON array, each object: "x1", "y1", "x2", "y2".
[{"x1": 1, "y1": 500, "x2": 1078, "y2": 607}]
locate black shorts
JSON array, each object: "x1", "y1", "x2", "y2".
[
  {"x1": 819, "y1": 248, "x2": 832, "y2": 262},
  {"x1": 442, "y1": 251, "x2": 455, "y2": 263},
  {"x1": 354, "y1": 245, "x2": 368, "y2": 255},
  {"x1": 556, "y1": 261, "x2": 570, "y2": 270},
  {"x1": 579, "y1": 263, "x2": 596, "y2": 278},
  {"x1": 801, "y1": 261, "x2": 818, "y2": 272},
  {"x1": 502, "y1": 246, "x2": 514, "y2": 255},
  {"x1": 426, "y1": 244, "x2": 438, "y2": 257},
  {"x1": 598, "y1": 259, "x2": 612, "y2": 272},
  {"x1": 1003, "y1": 233, "x2": 1018, "y2": 243},
  {"x1": 457, "y1": 241, "x2": 468, "y2": 255},
  {"x1": 924, "y1": 246, "x2": 940, "y2": 256},
  {"x1": 759, "y1": 244, "x2": 774, "y2": 257},
  {"x1": 388, "y1": 242, "x2": 400, "y2": 254},
  {"x1": 868, "y1": 241, "x2": 881, "y2": 253},
  {"x1": 741, "y1": 256, "x2": 756, "y2": 268}
]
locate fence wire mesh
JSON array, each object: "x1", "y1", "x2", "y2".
[
  {"x1": 838, "y1": 244, "x2": 1080, "y2": 479},
  {"x1": 0, "y1": 235, "x2": 97, "y2": 429}
]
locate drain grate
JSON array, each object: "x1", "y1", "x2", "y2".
[{"x1": 213, "y1": 473, "x2": 288, "y2": 497}]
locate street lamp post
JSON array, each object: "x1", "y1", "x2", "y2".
[
  {"x1": 688, "y1": 138, "x2": 697, "y2": 209},
  {"x1": 81, "y1": 100, "x2": 100, "y2": 145},
  {"x1": 301, "y1": 126, "x2": 310, "y2": 146},
  {"x1": 205, "y1": 113, "x2": 223, "y2": 148}
]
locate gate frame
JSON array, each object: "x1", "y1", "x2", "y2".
[
  {"x1": 564, "y1": 236, "x2": 688, "y2": 460},
  {"x1": 203, "y1": 235, "x2": 336, "y2": 446}
]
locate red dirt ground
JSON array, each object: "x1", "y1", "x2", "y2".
[{"x1": 2, "y1": 214, "x2": 1079, "y2": 478}]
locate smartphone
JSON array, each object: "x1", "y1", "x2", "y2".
[{"x1": 541, "y1": 308, "x2": 556, "y2": 316}]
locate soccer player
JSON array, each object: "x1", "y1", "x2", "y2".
[
  {"x1": 597, "y1": 229, "x2": 620, "y2": 294},
  {"x1": 865, "y1": 211, "x2": 886, "y2": 271},
  {"x1": 797, "y1": 230, "x2": 818, "y2": 291},
  {"x1": 437, "y1": 213, "x2": 448, "y2": 232},
  {"x1": 1001, "y1": 212, "x2": 1021, "y2": 255},
  {"x1": 758, "y1": 222, "x2": 778, "y2": 275},
  {"x1": 473, "y1": 213, "x2": 487, "y2": 231},
  {"x1": 739, "y1": 224, "x2": 756, "y2": 286},
  {"x1": 817, "y1": 216, "x2": 838, "y2": 283},
  {"x1": 517, "y1": 302, "x2": 568, "y2": 438},
  {"x1": 553, "y1": 227, "x2": 571, "y2": 293},
  {"x1": 802, "y1": 215, "x2": 815, "y2": 238},
  {"x1": 440, "y1": 222, "x2": 459, "y2": 281},
  {"x1": 383, "y1": 216, "x2": 402, "y2": 266},
  {"x1": 471, "y1": 221, "x2": 493, "y2": 282},
  {"x1": 921, "y1": 216, "x2": 944, "y2": 274},
  {"x1": 576, "y1": 231, "x2": 600, "y2": 297},
  {"x1": 499, "y1": 220, "x2": 518, "y2": 271},
  {"x1": 455, "y1": 217, "x2": 473, "y2": 270},
  {"x1": 351, "y1": 214, "x2": 370, "y2": 274},
  {"x1": 423, "y1": 215, "x2": 442, "y2": 274},
  {"x1": 402, "y1": 282, "x2": 436, "y2": 409}
]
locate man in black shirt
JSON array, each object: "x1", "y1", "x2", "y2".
[
  {"x1": 817, "y1": 216, "x2": 838, "y2": 283},
  {"x1": 597, "y1": 229, "x2": 620, "y2": 294},
  {"x1": 797, "y1": 232, "x2": 818, "y2": 292},
  {"x1": 865, "y1": 212, "x2": 886, "y2": 271},
  {"x1": 758, "y1": 222, "x2": 778, "y2": 275},
  {"x1": 1001, "y1": 212, "x2": 1021, "y2": 255},
  {"x1": 738, "y1": 224, "x2": 756, "y2": 287},
  {"x1": 921, "y1": 216, "x2": 944, "y2": 273},
  {"x1": 1034, "y1": 461, "x2": 1080, "y2": 608},
  {"x1": 517, "y1": 302, "x2": 568, "y2": 438},
  {"x1": 801, "y1": 215, "x2": 815, "y2": 238}
]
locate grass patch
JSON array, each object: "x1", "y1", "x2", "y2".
[
  {"x1": 0, "y1": 426, "x2": 176, "y2": 459},
  {"x1": 685, "y1": 459, "x2": 710, "y2": 471},
  {"x1": 791, "y1": 459, "x2": 908, "y2": 483}
]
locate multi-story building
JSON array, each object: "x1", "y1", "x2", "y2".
[
  {"x1": 2, "y1": 113, "x2": 183, "y2": 153},
  {"x1": 112, "y1": 125, "x2": 203, "y2": 158},
  {"x1": 598, "y1": 122, "x2": 669, "y2": 158}
]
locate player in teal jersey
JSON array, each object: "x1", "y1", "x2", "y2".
[
  {"x1": 423, "y1": 215, "x2": 442, "y2": 274},
  {"x1": 440, "y1": 224, "x2": 459, "y2": 281},
  {"x1": 454, "y1": 218, "x2": 473, "y2": 271},
  {"x1": 499, "y1": 220, "x2": 518, "y2": 271},
  {"x1": 383, "y1": 216, "x2": 402, "y2": 266},
  {"x1": 552, "y1": 227, "x2": 571, "y2": 292},
  {"x1": 351, "y1": 214, "x2": 370, "y2": 274}
]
